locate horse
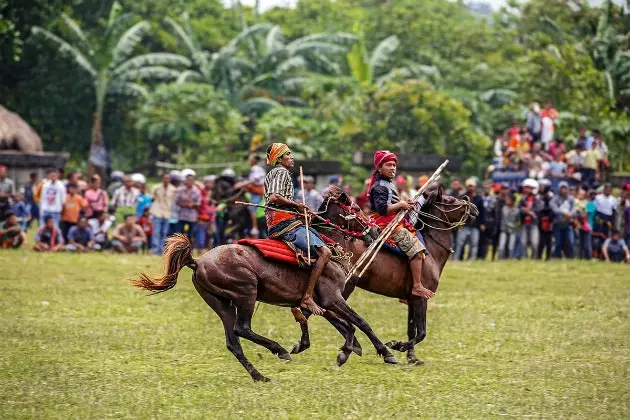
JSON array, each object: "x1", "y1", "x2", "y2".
[
  {"x1": 131, "y1": 193, "x2": 398, "y2": 382},
  {"x1": 291, "y1": 185, "x2": 479, "y2": 365}
]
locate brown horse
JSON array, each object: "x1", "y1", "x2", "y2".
[
  {"x1": 291, "y1": 186, "x2": 478, "y2": 365},
  {"x1": 131, "y1": 196, "x2": 397, "y2": 382}
]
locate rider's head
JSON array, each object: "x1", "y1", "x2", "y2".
[
  {"x1": 267, "y1": 143, "x2": 293, "y2": 169},
  {"x1": 374, "y1": 150, "x2": 398, "y2": 180}
]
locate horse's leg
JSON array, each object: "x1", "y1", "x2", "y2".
[
  {"x1": 233, "y1": 296, "x2": 292, "y2": 361},
  {"x1": 321, "y1": 310, "x2": 356, "y2": 367},
  {"x1": 327, "y1": 299, "x2": 397, "y2": 364},
  {"x1": 386, "y1": 297, "x2": 427, "y2": 365},
  {"x1": 291, "y1": 308, "x2": 362, "y2": 356},
  {"x1": 192, "y1": 283, "x2": 269, "y2": 382}
]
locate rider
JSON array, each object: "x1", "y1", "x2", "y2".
[
  {"x1": 264, "y1": 143, "x2": 331, "y2": 315},
  {"x1": 367, "y1": 150, "x2": 435, "y2": 299}
]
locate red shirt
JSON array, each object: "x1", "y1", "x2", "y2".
[{"x1": 138, "y1": 216, "x2": 153, "y2": 236}]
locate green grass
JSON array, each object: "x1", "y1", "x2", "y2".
[{"x1": 1, "y1": 250, "x2": 629, "y2": 419}]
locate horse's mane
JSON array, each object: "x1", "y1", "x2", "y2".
[{"x1": 322, "y1": 185, "x2": 350, "y2": 204}]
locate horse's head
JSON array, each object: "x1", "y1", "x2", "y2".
[
  {"x1": 317, "y1": 186, "x2": 376, "y2": 244},
  {"x1": 418, "y1": 185, "x2": 479, "y2": 230},
  {"x1": 213, "y1": 176, "x2": 236, "y2": 202}
]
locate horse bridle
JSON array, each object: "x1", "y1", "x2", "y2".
[
  {"x1": 316, "y1": 196, "x2": 373, "y2": 239},
  {"x1": 410, "y1": 198, "x2": 474, "y2": 255}
]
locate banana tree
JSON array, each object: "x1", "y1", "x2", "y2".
[{"x1": 31, "y1": 1, "x2": 189, "y2": 172}]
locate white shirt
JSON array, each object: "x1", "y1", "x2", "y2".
[
  {"x1": 594, "y1": 194, "x2": 619, "y2": 216},
  {"x1": 89, "y1": 218, "x2": 112, "y2": 242},
  {"x1": 249, "y1": 164, "x2": 266, "y2": 186},
  {"x1": 541, "y1": 116, "x2": 554, "y2": 144},
  {"x1": 40, "y1": 180, "x2": 67, "y2": 213}
]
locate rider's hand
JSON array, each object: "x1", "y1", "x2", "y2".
[{"x1": 296, "y1": 202, "x2": 309, "y2": 213}]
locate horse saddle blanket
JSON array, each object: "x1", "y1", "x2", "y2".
[
  {"x1": 382, "y1": 231, "x2": 427, "y2": 258},
  {"x1": 238, "y1": 238, "x2": 313, "y2": 266}
]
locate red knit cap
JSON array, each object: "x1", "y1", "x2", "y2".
[{"x1": 373, "y1": 150, "x2": 398, "y2": 168}]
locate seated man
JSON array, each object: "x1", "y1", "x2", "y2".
[
  {"x1": 264, "y1": 143, "x2": 331, "y2": 315},
  {"x1": 66, "y1": 217, "x2": 95, "y2": 252},
  {"x1": 34, "y1": 215, "x2": 65, "y2": 252},
  {"x1": 602, "y1": 230, "x2": 630, "y2": 263},
  {"x1": 112, "y1": 214, "x2": 146, "y2": 253},
  {"x1": 89, "y1": 210, "x2": 112, "y2": 251},
  {"x1": 368, "y1": 150, "x2": 434, "y2": 299},
  {"x1": 0, "y1": 211, "x2": 26, "y2": 249}
]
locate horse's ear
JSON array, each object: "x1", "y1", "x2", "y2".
[{"x1": 438, "y1": 184, "x2": 445, "y2": 200}]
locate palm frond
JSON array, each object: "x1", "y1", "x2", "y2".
[
  {"x1": 103, "y1": 13, "x2": 134, "y2": 51},
  {"x1": 347, "y1": 39, "x2": 370, "y2": 83},
  {"x1": 310, "y1": 53, "x2": 342, "y2": 75},
  {"x1": 176, "y1": 70, "x2": 203, "y2": 83},
  {"x1": 61, "y1": 14, "x2": 90, "y2": 50},
  {"x1": 164, "y1": 16, "x2": 198, "y2": 56},
  {"x1": 112, "y1": 21, "x2": 150, "y2": 65},
  {"x1": 229, "y1": 23, "x2": 273, "y2": 48},
  {"x1": 265, "y1": 25, "x2": 285, "y2": 53},
  {"x1": 117, "y1": 66, "x2": 181, "y2": 81},
  {"x1": 480, "y1": 88, "x2": 519, "y2": 106},
  {"x1": 369, "y1": 35, "x2": 399, "y2": 75},
  {"x1": 281, "y1": 76, "x2": 311, "y2": 92},
  {"x1": 291, "y1": 32, "x2": 357, "y2": 47},
  {"x1": 238, "y1": 97, "x2": 281, "y2": 115},
  {"x1": 108, "y1": 81, "x2": 148, "y2": 98},
  {"x1": 114, "y1": 53, "x2": 191, "y2": 75},
  {"x1": 31, "y1": 26, "x2": 96, "y2": 77},
  {"x1": 288, "y1": 41, "x2": 347, "y2": 57},
  {"x1": 275, "y1": 56, "x2": 307, "y2": 75}
]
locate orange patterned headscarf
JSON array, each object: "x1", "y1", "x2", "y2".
[{"x1": 267, "y1": 143, "x2": 290, "y2": 166}]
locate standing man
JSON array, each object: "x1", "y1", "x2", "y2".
[
  {"x1": 455, "y1": 178, "x2": 485, "y2": 261},
  {"x1": 23, "y1": 172, "x2": 38, "y2": 229},
  {"x1": 150, "y1": 173, "x2": 175, "y2": 255},
  {"x1": 233, "y1": 154, "x2": 266, "y2": 238},
  {"x1": 39, "y1": 168, "x2": 66, "y2": 228},
  {"x1": 0, "y1": 165, "x2": 15, "y2": 222},
  {"x1": 111, "y1": 176, "x2": 138, "y2": 220},
  {"x1": 593, "y1": 183, "x2": 619, "y2": 253},
  {"x1": 264, "y1": 143, "x2": 332, "y2": 315},
  {"x1": 175, "y1": 173, "x2": 201, "y2": 240},
  {"x1": 526, "y1": 103, "x2": 542, "y2": 142},
  {"x1": 551, "y1": 181, "x2": 576, "y2": 259},
  {"x1": 296, "y1": 175, "x2": 323, "y2": 211},
  {"x1": 519, "y1": 179, "x2": 542, "y2": 259}
]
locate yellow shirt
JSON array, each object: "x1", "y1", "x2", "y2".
[{"x1": 583, "y1": 149, "x2": 601, "y2": 170}]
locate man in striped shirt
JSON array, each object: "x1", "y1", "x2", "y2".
[{"x1": 264, "y1": 143, "x2": 331, "y2": 316}]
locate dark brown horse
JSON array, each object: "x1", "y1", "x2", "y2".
[
  {"x1": 291, "y1": 186, "x2": 478, "y2": 365},
  {"x1": 131, "y1": 195, "x2": 397, "y2": 382}
]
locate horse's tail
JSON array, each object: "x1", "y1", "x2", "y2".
[{"x1": 131, "y1": 234, "x2": 197, "y2": 293}]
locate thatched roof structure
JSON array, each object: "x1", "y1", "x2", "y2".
[{"x1": 0, "y1": 106, "x2": 43, "y2": 153}]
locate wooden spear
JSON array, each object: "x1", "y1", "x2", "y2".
[{"x1": 300, "y1": 167, "x2": 311, "y2": 262}]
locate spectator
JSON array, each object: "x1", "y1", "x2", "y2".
[
  {"x1": 395, "y1": 176, "x2": 411, "y2": 201},
  {"x1": 0, "y1": 165, "x2": 15, "y2": 221},
  {"x1": 112, "y1": 214, "x2": 146, "y2": 253},
  {"x1": 593, "y1": 183, "x2": 619, "y2": 252},
  {"x1": 624, "y1": 192, "x2": 630, "y2": 244},
  {"x1": 66, "y1": 170, "x2": 87, "y2": 194},
  {"x1": 88, "y1": 210, "x2": 112, "y2": 251},
  {"x1": 233, "y1": 154, "x2": 266, "y2": 238},
  {"x1": 602, "y1": 229, "x2": 629, "y2": 263},
  {"x1": 526, "y1": 103, "x2": 542, "y2": 142},
  {"x1": 540, "y1": 113, "x2": 554, "y2": 150},
  {"x1": 541, "y1": 102, "x2": 559, "y2": 120},
  {"x1": 34, "y1": 214, "x2": 64, "y2": 252},
  {"x1": 481, "y1": 183, "x2": 500, "y2": 260},
  {"x1": 11, "y1": 192, "x2": 29, "y2": 231},
  {"x1": 527, "y1": 143, "x2": 547, "y2": 180},
  {"x1": 548, "y1": 150, "x2": 568, "y2": 179},
  {"x1": 356, "y1": 179, "x2": 371, "y2": 211},
  {"x1": 498, "y1": 194, "x2": 519, "y2": 259},
  {"x1": 150, "y1": 173, "x2": 175, "y2": 255},
  {"x1": 60, "y1": 183, "x2": 87, "y2": 240},
  {"x1": 551, "y1": 181, "x2": 575, "y2": 259},
  {"x1": 135, "y1": 177, "x2": 152, "y2": 218},
  {"x1": 455, "y1": 178, "x2": 485, "y2": 261},
  {"x1": 23, "y1": 172, "x2": 38, "y2": 229},
  {"x1": 565, "y1": 144, "x2": 585, "y2": 178},
  {"x1": 297, "y1": 175, "x2": 323, "y2": 211},
  {"x1": 446, "y1": 178, "x2": 465, "y2": 199},
  {"x1": 111, "y1": 176, "x2": 139, "y2": 219},
  {"x1": 66, "y1": 217, "x2": 95, "y2": 252},
  {"x1": 582, "y1": 141, "x2": 600, "y2": 189},
  {"x1": 107, "y1": 171, "x2": 124, "y2": 198},
  {"x1": 0, "y1": 211, "x2": 26, "y2": 249},
  {"x1": 322, "y1": 176, "x2": 341, "y2": 197},
  {"x1": 575, "y1": 127, "x2": 593, "y2": 151},
  {"x1": 592, "y1": 129, "x2": 609, "y2": 173},
  {"x1": 39, "y1": 168, "x2": 66, "y2": 228},
  {"x1": 137, "y1": 207, "x2": 153, "y2": 253},
  {"x1": 575, "y1": 189, "x2": 593, "y2": 260},
  {"x1": 548, "y1": 137, "x2": 566, "y2": 163},
  {"x1": 537, "y1": 180, "x2": 554, "y2": 260},
  {"x1": 519, "y1": 179, "x2": 542, "y2": 259},
  {"x1": 84, "y1": 175, "x2": 108, "y2": 218},
  {"x1": 175, "y1": 173, "x2": 201, "y2": 240},
  {"x1": 167, "y1": 170, "x2": 183, "y2": 236}
]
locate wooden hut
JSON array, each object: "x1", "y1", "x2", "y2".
[{"x1": 0, "y1": 106, "x2": 69, "y2": 190}]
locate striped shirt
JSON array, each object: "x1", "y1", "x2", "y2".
[
  {"x1": 264, "y1": 166, "x2": 294, "y2": 200},
  {"x1": 264, "y1": 166, "x2": 300, "y2": 237}
]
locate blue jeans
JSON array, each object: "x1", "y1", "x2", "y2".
[
  {"x1": 455, "y1": 226, "x2": 480, "y2": 260},
  {"x1": 40, "y1": 211, "x2": 60, "y2": 228},
  {"x1": 553, "y1": 225, "x2": 574, "y2": 259},
  {"x1": 280, "y1": 225, "x2": 326, "y2": 256},
  {"x1": 151, "y1": 217, "x2": 170, "y2": 254},
  {"x1": 579, "y1": 230, "x2": 592, "y2": 260}
]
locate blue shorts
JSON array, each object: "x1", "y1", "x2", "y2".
[
  {"x1": 280, "y1": 225, "x2": 326, "y2": 256},
  {"x1": 248, "y1": 194, "x2": 262, "y2": 212}
]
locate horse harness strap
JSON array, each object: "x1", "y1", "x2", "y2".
[{"x1": 421, "y1": 229, "x2": 455, "y2": 255}]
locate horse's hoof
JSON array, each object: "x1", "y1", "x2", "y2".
[
  {"x1": 290, "y1": 342, "x2": 309, "y2": 354},
  {"x1": 337, "y1": 351, "x2": 350, "y2": 367},
  {"x1": 352, "y1": 343, "x2": 363, "y2": 357},
  {"x1": 383, "y1": 355, "x2": 398, "y2": 364},
  {"x1": 277, "y1": 352, "x2": 292, "y2": 361},
  {"x1": 385, "y1": 340, "x2": 408, "y2": 352},
  {"x1": 408, "y1": 357, "x2": 424, "y2": 366},
  {"x1": 252, "y1": 373, "x2": 271, "y2": 382}
]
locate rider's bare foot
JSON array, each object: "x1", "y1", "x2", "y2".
[
  {"x1": 300, "y1": 295, "x2": 325, "y2": 316},
  {"x1": 412, "y1": 287, "x2": 435, "y2": 299}
]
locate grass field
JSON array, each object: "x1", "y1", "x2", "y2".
[{"x1": 1, "y1": 250, "x2": 629, "y2": 419}]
